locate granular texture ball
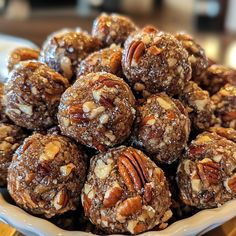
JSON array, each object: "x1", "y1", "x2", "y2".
[
  {"x1": 40, "y1": 29, "x2": 101, "y2": 80},
  {"x1": 122, "y1": 29, "x2": 192, "y2": 97},
  {"x1": 58, "y1": 72, "x2": 136, "y2": 151},
  {"x1": 81, "y1": 146, "x2": 172, "y2": 234},
  {"x1": 131, "y1": 93, "x2": 190, "y2": 163},
  {"x1": 77, "y1": 44, "x2": 123, "y2": 77},
  {"x1": 177, "y1": 131, "x2": 236, "y2": 209},
  {"x1": 8, "y1": 133, "x2": 87, "y2": 218},
  {"x1": 5, "y1": 61, "x2": 69, "y2": 130},
  {"x1": 175, "y1": 32, "x2": 208, "y2": 78},
  {"x1": 92, "y1": 13, "x2": 138, "y2": 47}
]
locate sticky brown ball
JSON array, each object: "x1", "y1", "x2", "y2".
[
  {"x1": 58, "y1": 72, "x2": 136, "y2": 151},
  {"x1": 8, "y1": 133, "x2": 87, "y2": 218},
  {"x1": 81, "y1": 146, "x2": 172, "y2": 234},
  {"x1": 122, "y1": 29, "x2": 192, "y2": 97},
  {"x1": 5, "y1": 61, "x2": 69, "y2": 130}
]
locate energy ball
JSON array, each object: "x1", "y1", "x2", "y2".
[
  {"x1": 7, "y1": 47, "x2": 39, "y2": 72},
  {"x1": 81, "y1": 146, "x2": 172, "y2": 234},
  {"x1": 177, "y1": 131, "x2": 236, "y2": 209},
  {"x1": 194, "y1": 64, "x2": 236, "y2": 95},
  {"x1": 211, "y1": 83, "x2": 236, "y2": 129},
  {"x1": 8, "y1": 133, "x2": 87, "y2": 218},
  {"x1": 175, "y1": 32, "x2": 208, "y2": 78},
  {"x1": 77, "y1": 44, "x2": 123, "y2": 77},
  {"x1": 209, "y1": 126, "x2": 236, "y2": 143},
  {"x1": 92, "y1": 13, "x2": 138, "y2": 47},
  {"x1": 40, "y1": 29, "x2": 101, "y2": 80},
  {"x1": 58, "y1": 72, "x2": 136, "y2": 152},
  {"x1": 122, "y1": 29, "x2": 192, "y2": 97},
  {"x1": 5, "y1": 61, "x2": 69, "y2": 130},
  {"x1": 180, "y1": 81, "x2": 215, "y2": 131},
  {"x1": 0, "y1": 123, "x2": 27, "y2": 186},
  {"x1": 131, "y1": 93, "x2": 190, "y2": 163}
]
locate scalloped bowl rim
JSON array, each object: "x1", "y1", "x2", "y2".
[{"x1": 0, "y1": 192, "x2": 236, "y2": 236}]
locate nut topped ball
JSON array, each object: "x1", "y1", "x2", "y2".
[
  {"x1": 194, "y1": 64, "x2": 236, "y2": 95},
  {"x1": 180, "y1": 81, "x2": 215, "y2": 131},
  {"x1": 122, "y1": 28, "x2": 192, "y2": 97},
  {"x1": 175, "y1": 32, "x2": 208, "y2": 78},
  {"x1": 40, "y1": 29, "x2": 101, "y2": 80},
  {"x1": 92, "y1": 13, "x2": 138, "y2": 47},
  {"x1": 5, "y1": 61, "x2": 69, "y2": 130},
  {"x1": 58, "y1": 72, "x2": 136, "y2": 151},
  {"x1": 177, "y1": 131, "x2": 236, "y2": 209},
  {"x1": 132, "y1": 93, "x2": 190, "y2": 163},
  {"x1": 81, "y1": 146, "x2": 172, "y2": 234},
  {"x1": 7, "y1": 47, "x2": 39, "y2": 72},
  {"x1": 8, "y1": 133, "x2": 87, "y2": 218},
  {"x1": 77, "y1": 44, "x2": 123, "y2": 77},
  {"x1": 0, "y1": 123, "x2": 27, "y2": 186},
  {"x1": 211, "y1": 83, "x2": 236, "y2": 129}
]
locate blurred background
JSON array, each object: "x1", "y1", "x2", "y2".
[{"x1": 0, "y1": 0, "x2": 235, "y2": 68}]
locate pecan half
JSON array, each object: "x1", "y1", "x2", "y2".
[
  {"x1": 117, "y1": 196, "x2": 142, "y2": 217},
  {"x1": 127, "y1": 41, "x2": 145, "y2": 66},
  {"x1": 197, "y1": 160, "x2": 221, "y2": 186},
  {"x1": 103, "y1": 185, "x2": 123, "y2": 208},
  {"x1": 118, "y1": 148, "x2": 149, "y2": 192}
]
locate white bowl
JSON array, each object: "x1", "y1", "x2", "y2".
[{"x1": 0, "y1": 188, "x2": 236, "y2": 236}]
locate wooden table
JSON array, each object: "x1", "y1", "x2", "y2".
[{"x1": 1, "y1": 217, "x2": 236, "y2": 236}]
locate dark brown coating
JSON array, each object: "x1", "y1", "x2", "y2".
[
  {"x1": 180, "y1": 81, "x2": 215, "y2": 131},
  {"x1": 177, "y1": 131, "x2": 236, "y2": 209},
  {"x1": 5, "y1": 61, "x2": 69, "y2": 130},
  {"x1": 7, "y1": 47, "x2": 39, "y2": 72},
  {"x1": 122, "y1": 29, "x2": 192, "y2": 97},
  {"x1": 77, "y1": 44, "x2": 123, "y2": 77},
  {"x1": 81, "y1": 146, "x2": 172, "y2": 234},
  {"x1": 175, "y1": 32, "x2": 208, "y2": 78},
  {"x1": 0, "y1": 83, "x2": 9, "y2": 123},
  {"x1": 92, "y1": 13, "x2": 138, "y2": 47},
  {"x1": 131, "y1": 93, "x2": 190, "y2": 164},
  {"x1": 39, "y1": 29, "x2": 101, "y2": 80},
  {"x1": 211, "y1": 84, "x2": 236, "y2": 129},
  {"x1": 58, "y1": 72, "x2": 136, "y2": 151},
  {"x1": 7, "y1": 133, "x2": 87, "y2": 218},
  {"x1": 209, "y1": 126, "x2": 236, "y2": 143},
  {"x1": 193, "y1": 64, "x2": 236, "y2": 95},
  {"x1": 0, "y1": 123, "x2": 27, "y2": 186}
]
